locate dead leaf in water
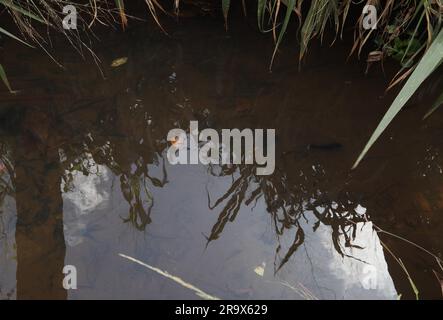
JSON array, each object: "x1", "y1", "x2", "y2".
[
  {"x1": 111, "y1": 57, "x2": 128, "y2": 67},
  {"x1": 254, "y1": 262, "x2": 266, "y2": 277}
]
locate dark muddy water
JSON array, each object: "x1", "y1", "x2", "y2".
[{"x1": 0, "y1": 17, "x2": 443, "y2": 300}]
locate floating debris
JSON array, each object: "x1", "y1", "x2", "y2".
[
  {"x1": 254, "y1": 262, "x2": 266, "y2": 277},
  {"x1": 119, "y1": 253, "x2": 220, "y2": 300},
  {"x1": 111, "y1": 57, "x2": 128, "y2": 67}
]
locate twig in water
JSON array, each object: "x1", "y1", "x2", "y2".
[{"x1": 118, "y1": 253, "x2": 220, "y2": 300}]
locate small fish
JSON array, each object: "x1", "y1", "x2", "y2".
[{"x1": 111, "y1": 57, "x2": 128, "y2": 67}]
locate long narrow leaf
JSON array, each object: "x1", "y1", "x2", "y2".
[
  {"x1": 270, "y1": 0, "x2": 295, "y2": 69},
  {"x1": 0, "y1": 0, "x2": 45, "y2": 23},
  {"x1": 0, "y1": 26, "x2": 34, "y2": 48},
  {"x1": 222, "y1": 0, "x2": 230, "y2": 31},
  {"x1": 257, "y1": 0, "x2": 266, "y2": 32},
  {"x1": 115, "y1": 0, "x2": 128, "y2": 29},
  {"x1": 0, "y1": 63, "x2": 14, "y2": 93},
  {"x1": 352, "y1": 28, "x2": 443, "y2": 169}
]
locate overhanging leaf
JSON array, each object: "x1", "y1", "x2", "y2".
[
  {"x1": 0, "y1": 63, "x2": 14, "y2": 93},
  {"x1": 352, "y1": 28, "x2": 443, "y2": 169},
  {"x1": 269, "y1": 0, "x2": 295, "y2": 69},
  {"x1": 257, "y1": 0, "x2": 266, "y2": 32},
  {"x1": 0, "y1": 26, "x2": 34, "y2": 48},
  {"x1": 222, "y1": 0, "x2": 231, "y2": 31},
  {"x1": 0, "y1": 0, "x2": 45, "y2": 23},
  {"x1": 115, "y1": 0, "x2": 128, "y2": 29}
]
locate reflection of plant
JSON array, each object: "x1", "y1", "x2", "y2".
[
  {"x1": 119, "y1": 172, "x2": 154, "y2": 230},
  {"x1": 59, "y1": 136, "x2": 168, "y2": 231},
  {"x1": 308, "y1": 198, "x2": 367, "y2": 257},
  {"x1": 0, "y1": 142, "x2": 14, "y2": 258},
  {"x1": 0, "y1": 142, "x2": 14, "y2": 203},
  {"x1": 204, "y1": 160, "x2": 443, "y2": 297},
  {"x1": 205, "y1": 166, "x2": 251, "y2": 243},
  {"x1": 205, "y1": 163, "x2": 369, "y2": 273}
]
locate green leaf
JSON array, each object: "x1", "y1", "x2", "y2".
[
  {"x1": 257, "y1": 0, "x2": 266, "y2": 32},
  {"x1": 222, "y1": 0, "x2": 230, "y2": 31},
  {"x1": 0, "y1": 63, "x2": 14, "y2": 93},
  {"x1": 353, "y1": 29, "x2": 443, "y2": 169},
  {"x1": 269, "y1": 0, "x2": 295, "y2": 69},
  {"x1": 0, "y1": 26, "x2": 34, "y2": 48},
  {"x1": 0, "y1": 0, "x2": 45, "y2": 23}
]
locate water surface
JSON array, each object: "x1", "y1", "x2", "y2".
[{"x1": 0, "y1": 18, "x2": 442, "y2": 299}]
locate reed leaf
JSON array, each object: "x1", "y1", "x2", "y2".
[
  {"x1": 0, "y1": 63, "x2": 14, "y2": 93},
  {"x1": 222, "y1": 0, "x2": 231, "y2": 31},
  {"x1": 257, "y1": 0, "x2": 267, "y2": 32},
  {"x1": 0, "y1": 26, "x2": 33, "y2": 48},
  {"x1": 115, "y1": 0, "x2": 128, "y2": 29},
  {"x1": 353, "y1": 28, "x2": 443, "y2": 169},
  {"x1": 270, "y1": 0, "x2": 295, "y2": 69},
  {"x1": 0, "y1": 0, "x2": 45, "y2": 23}
]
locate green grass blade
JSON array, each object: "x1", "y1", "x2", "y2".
[
  {"x1": 0, "y1": 26, "x2": 34, "y2": 48},
  {"x1": 257, "y1": 0, "x2": 266, "y2": 32},
  {"x1": 222, "y1": 0, "x2": 231, "y2": 31},
  {"x1": 0, "y1": 63, "x2": 13, "y2": 93},
  {"x1": 352, "y1": 28, "x2": 443, "y2": 169},
  {"x1": 299, "y1": 1, "x2": 319, "y2": 60},
  {"x1": 269, "y1": 0, "x2": 295, "y2": 69},
  {"x1": 0, "y1": 0, "x2": 45, "y2": 23}
]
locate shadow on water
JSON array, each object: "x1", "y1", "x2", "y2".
[{"x1": 0, "y1": 17, "x2": 443, "y2": 299}]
